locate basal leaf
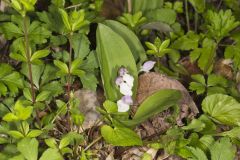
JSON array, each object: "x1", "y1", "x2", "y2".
[
  {"x1": 96, "y1": 23, "x2": 138, "y2": 101},
  {"x1": 101, "y1": 125, "x2": 142, "y2": 146}
]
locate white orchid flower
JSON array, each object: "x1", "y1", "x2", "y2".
[
  {"x1": 122, "y1": 73, "x2": 134, "y2": 88},
  {"x1": 119, "y1": 82, "x2": 133, "y2": 96},
  {"x1": 122, "y1": 95, "x2": 133, "y2": 105},
  {"x1": 115, "y1": 76, "x2": 123, "y2": 86},
  {"x1": 118, "y1": 67, "x2": 128, "y2": 76},
  {"x1": 140, "y1": 61, "x2": 156, "y2": 72},
  {"x1": 117, "y1": 99, "x2": 130, "y2": 112}
]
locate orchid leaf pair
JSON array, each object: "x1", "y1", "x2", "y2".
[{"x1": 145, "y1": 37, "x2": 180, "y2": 62}]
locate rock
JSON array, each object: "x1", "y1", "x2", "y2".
[
  {"x1": 74, "y1": 89, "x2": 101, "y2": 130},
  {"x1": 132, "y1": 72, "x2": 199, "y2": 138}
]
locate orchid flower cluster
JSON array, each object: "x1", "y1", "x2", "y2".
[{"x1": 115, "y1": 61, "x2": 156, "y2": 112}]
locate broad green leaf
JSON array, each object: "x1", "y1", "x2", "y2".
[
  {"x1": 41, "y1": 81, "x2": 64, "y2": 97},
  {"x1": 218, "y1": 127, "x2": 240, "y2": 140},
  {"x1": 186, "y1": 147, "x2": 208, "y2": 160},
  {"x1": 146, "y1": 8, "x2": 176, "y2": 25},
  {"x1": 101, "y1": 125, "x2": 142, "y2": 146},
  {"x1": 70, "y1": 58, "x2": 82, "y2": 72},
  {"x1": 182, "y1": 119, "x2": 205, "y2": 132},
  {"x1": 36, "y1": 91, "x2": 51, "y2": 102},
  {"x1": 28, "y1": 21, "x2": 51, "y2": 44},
  {"x1": 54, "y1": 60, "x2": 69, "y2": 74},
  {"x1": 3, "y1": 113, "x2": 19, "y2": 122},
  {"x1": 96, "y1": 23, "x2": 138, "y2": 101},
  {"x1": 0, "y1": 63, "x2": 24, "y2": 96},
  {"x1": 104, "y1": 20, "x2": 147, "y2": 63},
  {"x1": 225, "y1": 42, "x2": 240, "y2": 69},
  {"x1": 207, "y1": 74, "x2": 228, "y2": 87},
  {"x1": 132, "y1": 0, "x2": 164, "y2": 13},
  {"x1": 80, "y1": 73, "x2": 98, "y2": 91},
  {"x1": 14, "y1": 101, "x2": 33, "y2": 121},
  {"x1": 23, "y1": 88, "x2": 32, "y2": 101},
  {"x1": 72, "y1": 33, "x2": 90, "y2": 59},
  {"x1": 188, "y1": 0, "x2": 205, "y2": 13},
  {"x1": 40, "y1": 148, "x2": 63, "y2": 160},
  {"x1": 45, "y1": 138, "x2": 57, "y2": 148},
  {"x1": 21, "y1": 63, "x2": 45, "y2": 89},
  {"x1": 121, "y1": 89, "x2": 181, "y2": 126},
  {"x1": 17, "y1": 138, "x2": 39, "y2": 160},
  {"x1": 171, "y1": 31, "x2": 200, "y2": 50},
  {"x1": 202, "y1": 94, "x2": 240, "y2": 126},
  {"x1": 8, "y1": 130, "x2": 24, "y2": 139},
  {"x1": 103, "y1": 100, "x2": 118, "y2": 113},
  {"x1": 210, "y1": 137, "x2": 236, "y2": 160},
  {"x1": 31, "y1": 50, "x2": 50, "y2": 62},
  {"x1": 0, "y1": 22, "x2": 23, "y2": 40},
  {"x1": 27, "y1": 130, "x2": 43, "y2": 138},
  {"x1": 205, "y1": 10, "x2": 240, "y2": 42}
]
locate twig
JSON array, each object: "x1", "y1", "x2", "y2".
[
  {"x1": 185, "y1": 0, "x2": 190, "y2": 31},
  {"x1": 194, "y1": 11, "x2": 198, "y2": 32},
  {"x1": 84, "y1": 136, "x2": 102, "y2": 151},
  {"x1": 127, "y1": 0, "x2": 132, "y2": 13}
]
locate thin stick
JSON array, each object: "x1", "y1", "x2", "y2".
[
  {"x1": 185, "y1": 0, "x2": 190, "y2": 31},
  {"x1": 84, "y1": 136, "x2": 102, "y2": 151},
  {"x1": 127, "y1": 0, "x2": 132, "y2": 13},
  {"x1": 23, "y1": 16, "x2": 41, "y2": 127}
]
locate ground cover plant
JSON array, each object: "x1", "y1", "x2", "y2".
[{"x1": 1, "y1": 0, "x2": 240, "y2": 159}]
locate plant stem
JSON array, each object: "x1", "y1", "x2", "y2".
[
  {"x1": 194, "y1": 11, "x2": 198, "y2": 32},
  {"x1": 185, "y1": 0, "x2": 190, "y2": 31},
  {"x1": 84, "y1": 136, "x2": 102, "y2": 151},
  {"x1": 66, "y1": 33, "x2": 73, "y2": 131},
  {"x1": 127, "y1": 0, "x2": 132, "y2": 13},
  {"x1": 23, "y1": 16, "x2": 41, "y2": 127}
]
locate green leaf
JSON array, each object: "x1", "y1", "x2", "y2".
[
  {"x1": 202, "y1": 94, "x2": 240, "y2": 126},
  {"x1": 40, "y1": 148, "x2": 63, "y2": 160},
  {"x1": 205, "y1": 10, "x2": 240, "y2": 42},
  {"x1": 145, "y1": 8, "x2": 176, "y2": 24},
  {"x1": 36, "y1": 91, "x2": 51, "y2": 102},
  {"x1": 103, "y1": 100, "x2": 118, "y2": 113},
  {"x1": 8, "y1": 130, "x2": 24, "y2": 139},
  {"x1": 41, "y1": 81, "x2": 64, "y2": 97},
  {"x1": 186, "y1": 147, "x2": 208, "y2": 160},
  {"x1": 30, "y1": 50, "x2": 50, "y2": 62},
  {"x1": 59, "y1": 8, "x2": 71, "y2": 31},
  {"x1": 121, "y1": 89, "x2": 181, "y2": 126},
  {"x1": 96, "y1": 23, "x2": 138, "y2": 101},
  {"x1": 59, "y1": 132, "x2": 84, "y2": 149},
  {"x1": 14, "y1": 101, "x2": 33, "y2": 121},
  {"x1": 219, "y1": 127, "x2": 240, "y2": 140},
  {"x1": 210, "y1": 137, "x2": 236, "y2": 160},
  {"x1": 225, "y1": 42, "x2": 240, "y2": 69},
  {"x1": 171, "y1": 31, "x2": 200, "y2": 50},
  {"x1": 21, "y1": 63, "x2": 45, "y2": 89},
  {"x1": 80, "y1": 73, "x2": 98, "y2": 91},
  {"x1": 72, "y1": 33, "x2": 90, "y2": 59},
  {"x1": 28, "y1": 21, "x2": 51, "y2": 44},
  {"x1": 3, "y1": 113, "x2": 19, "y2": 122},
  {"x1": 207, "y1": 74, "x2": 228, "y2": 87},
  {"x1": 70, "y1": 58, "x2": 82, "y2": 73},
  {"x1": 45, "y1": 138, "x2": 57, "y2": 148},
  {"x1": 23, "y1": 88, "x2": 32, "y2": 101},
  {"x1": 103, "y1": 20, "x2": 147, "y2": 63},
  {"x1": 182, "y1": 119, "x2": 206, "y2": 132},
  {"x1": 54, "y1": 60, "x2": 69, "y2": 74},
  {"x1": 0, "y1": 63, "x2": 24, "y2": 96},
  {"x1": 0, "y1": 22, "x2": 23, "y2": 40},
  {"x1": 17, "y1": 138, "x2": 39, "y2": 160},
  {"x1": 188, "y1": 0, "x2": 205, "y2": 13},
  {"x1": 27, "y1": 130, "x2": 43, "y2": 138},
  {"x1": 132, "y1": 0, "x2": 164, "y2": 13},
  {"x1": 101, "y1": 125, "x2": 142, "y2": 146}
]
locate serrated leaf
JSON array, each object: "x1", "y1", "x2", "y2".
[
  {"x1": 210, "y1": 137, "x2": 236, "y2": 160},
  {"x1": 27, "y1": 130, "x2": 43, "y2": 138},
  {"x1": 72, "y1": 33, "x2": 90, "y2": 59},
  {"x1": 36, "y1": 91, "x2": 51, "y2": 102},
  {"x1": 202, "y1": 94, "x2": 240, "y2": 126},
  {"x1": 17, "y1": 138, "x2": 39, "y2": 160},
  {"x1": 146, "y1": 8, "x2": 176, "y2": 24}
]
